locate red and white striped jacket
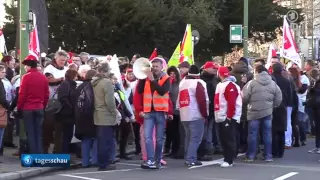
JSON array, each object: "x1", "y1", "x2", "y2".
[{"x1": 214, "y1": 76, "x2": 242, "y2": 123}]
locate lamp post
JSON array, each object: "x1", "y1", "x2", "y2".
[
  {"x1": 19, "y1": 0, "x2": 30, "y2": 75},
  {"x1": 243, "y1": 0, "x2": 249, "y2": 57}
]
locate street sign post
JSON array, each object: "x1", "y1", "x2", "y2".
[
  {"x1": 230, "y1": 24, "x2": 243, "y2": 43},
  {"x1": 286, "y1": 10, "x2": 299, "y2": 23}
]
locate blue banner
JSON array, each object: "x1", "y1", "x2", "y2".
[{"x1": 21, "y1": 154, "x2": 70, "y2": 167}]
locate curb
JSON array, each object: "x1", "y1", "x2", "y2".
[
  {"x1": 0, "y1": 167, "x2": 52, "y2": 180},
  {"x1": 0, "y1": 148, "x2": 136, "y2": 180}
]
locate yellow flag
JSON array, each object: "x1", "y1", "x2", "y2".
[
  {"x1": 167, "y1": 42, "x2": 181, "y2": 67},
  {"x1": 0, "y1": 53, "x2": 2, "y2": 61},
  {"x1": 180, "y1": 24, "x2": 194, "y2": 65}
]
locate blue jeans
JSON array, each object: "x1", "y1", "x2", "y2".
[
  {"x1": 109, "y1": 137, "x2": 117, "y2": 161},
  {"x1": 305, "y1": 107, "x2": 314, "y2": 133},
  {"x1": 247, "y1": 115, "x2": 272, "y2": 160},
  {"x1": 144, "y1": 111, "x2": 166, "y2": 162},
  {"x1": 81, "y1": 137, "x2": 98, "y2": 167},
  {"x1": 96, "y1": 126, "x2": 114, "y2": 168},
  {"x1": 298, "y1": 112, "x2": 307, "y2": 142},
  {"x1": 182, "y1": 120, "x2": 204, "y2": 163},
  {"x1": 204, "y1": 118, "x2": 214, "y2": 150},
  {"x1": 0, "y1": 128, "x2": 4, "y2": 149},
  {"x1": 23, "y1": 110, "x2": 44, "y2": 154}
]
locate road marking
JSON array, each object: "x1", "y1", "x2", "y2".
[
  {"x1": 189, "y1": 153, "x2": 245, "y2": 169},
  {"x1": 59, "y1": 174, "x2": 101, "y2": 180},
  {"x1": 273, "y1": 172, "x2": 299, "y2": 180},
  {"x1": 69, "y1": 168, "x2": 141, "y2": 175},
  {"x1": 117, "y1": 162, "x2": 142, "y2": 167},
  {"x1": 236, "y1": 163, "x2": 320, "y2": 172}
]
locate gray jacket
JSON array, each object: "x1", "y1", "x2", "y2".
[{"x1": 242, "y1": 71, "x2": 282, "y2": 121}]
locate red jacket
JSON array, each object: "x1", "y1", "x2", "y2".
[
  {"x1": 17, "y1": 68, "x2": 50, "y2": 110},
  {"x1": 133, "y1": 80, "x2": 173, "y2": 125}
]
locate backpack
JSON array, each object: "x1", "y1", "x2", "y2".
[
  {"x1": 45, "y1": 86, "x2": 62, "y2": 115},
  {"x1": 75, "y1": 82, "x2": 94, "y2": 116}
]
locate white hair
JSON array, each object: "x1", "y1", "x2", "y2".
[{"x1": 78, "y1": 64, "x2": 91, "y2": 77}]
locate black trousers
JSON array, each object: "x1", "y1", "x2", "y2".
[
  {"x1": 165, "y1": 115, "x2": 180, "y2": 154},
  {"x1": 61, "y1": 122, "x2": 74, "y2": 154},
  {"x1": 272, "y1": 131, "x2": 285, "y2": 157},
  {"x1": 4, "y1": 116, "x2": 14, "y2": 145},
  {"x1": 133, "y1": 122, "x2": 141, "y2": 154},
  {"x1": 291, "y1": 107, "x2": 300, "y2": 145},
  {"x1": 238, "y1": 121, "x2": 248, "y2": 152},
  {"x1": 218, "y1": 120, "x2": 237, "y2": 164},
  {"x1": 177, "y1": 120, "x2": 186, "y2": 158},
  {"x1": 119, "y1": 121, "x2": 130, "y2": 157}
]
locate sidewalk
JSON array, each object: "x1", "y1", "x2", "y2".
[{"x1": 0, "y1": 139, "x2": 136, "y2": 180}]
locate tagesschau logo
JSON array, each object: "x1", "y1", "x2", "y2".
[
  {"x1": 21, "y1": 154, "x2": 70, "y2": 167},
  {"x1": 21, "y1": 155, "x2": 33, "y2": 167}
]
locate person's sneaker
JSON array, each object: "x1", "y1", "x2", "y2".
[
  {"x1": 141, "y1": 160, "x2": 157, "y2": 169},
  {"x1": 244, "y1": 157, "x2": 254, "y2": 163},
  {"x1": 119, "y1": 155, "x2": 133, "y2": 160},
  {"x1": 97, "y1": 165, "x2": 116, "y2": 171},
  {"x1": 198, "y1": 155, "x2": 213, "y2": 161},
  {"x1": 4, "y1": 143, "x2": 17, "y2": 148},
  {"x1": 160, "y1": 159, "x2": 167, "y2": 166},
  {"x1": 220, "y1": 162, "x2": 233, "y2": 168},
  {"x1": 308, "y1": 148, "x2": 320, "y2": 154},
  {"x1": 301, "y1": 141, "x2": 307, "y2": 146},
  {"x1": 110, "y1": 158, "x2": 120, "y2": 164},
  {"x1": 12, "y1": 150, "x2": 19, "y2": 157},
  {"x1": 155, "y1": 162, "x2": 162, "y2": 169},
  {"x1": 293, "y1": 143, "x2": 300, "y2": 147},
  {"x1": 265, "y1": 159, "x2": 273, "y2": 162},
  {"x1": 186, "y1": 161, "x2": 202, "y2": 167},
  {"x1": 284, "y1": 146, "x2": 291, "y2": 149}
]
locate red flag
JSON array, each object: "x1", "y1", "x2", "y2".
[
  {"x1": 265, "y1": 43, "x2": 277, "y2": 69},
  {"x1": 282, "y1": 16, "x2": 301, "y2": 67},
  {"x1": 29, "y1": 14, "x2": 40, "y2": 59},
  {"x1": 149, "y1": 48, "x2": 158, "y2": 60}
]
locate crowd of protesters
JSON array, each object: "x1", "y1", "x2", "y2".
[{"x1": 0, "y1": 50, "x2": 319, "y2": 171}]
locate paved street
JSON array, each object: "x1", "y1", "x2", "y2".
[{"x1": 27, "y1": 142, "x2": 320, "y2": 180}]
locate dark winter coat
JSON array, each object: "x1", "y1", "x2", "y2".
[
  {"x1": 74, "y1": 80, "x2": 96, "y2": 140},
  {"x1": 200, "y1": 71, "x2": 219, "y2": 119},
  {"x1": 230, "y1": 61, "x2": 253, "y2": 122},
  {"x1": 0, "y1": 80, "x2": 8, "y2": 109},
  {"x1": 167, "y1": 66, "x2": 181, "y2": 115},
  {"x1": 56, "y1": 80, "x2": 77, "y2": 124},
  {"x1": 309, "y1": 81, "x2": 320, "y2": 135},
  {"x1": 230, "y1": 61, "x2": 253, "y2": 89},
  {"x1": 5, "y1": 67, "x2": 15, "y2": 82},
  {"x1": 272, "y1": 73, "x2": 291, "y2": 132}
]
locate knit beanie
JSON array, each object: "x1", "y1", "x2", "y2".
[
  {"x1": 178, "y1": 61, "x2": 191, "y2": 69},
  {"x1": 239, "y1": 57, "x2": 249, "y2": 66},
  {"x1": 188, "y1": 65, "x2": 200, "y2": 76}
]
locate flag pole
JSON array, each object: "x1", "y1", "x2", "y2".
[
  {"x1": 192, "y1": 36, "x2": 194, "y2": 64},
  {"x1": 4, "y1": 44, "x2": 8, "y2": 55}
]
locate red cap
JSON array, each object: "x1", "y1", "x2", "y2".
[
  {"x1": 22, "y1": 55, "x2": 38, "y2": 65},
  {"x1": 217, "y1": 66, "x2": 229, "y2": 77},
  {"x1": 126, "y1": 68, "x2": 133, "y2": 73},
  {"x1": 203, "y1": 61, "x2": 218, "y2": 69},
  {"x1": 24, "y1": 55, "x2": 37, "y2": 61}
]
